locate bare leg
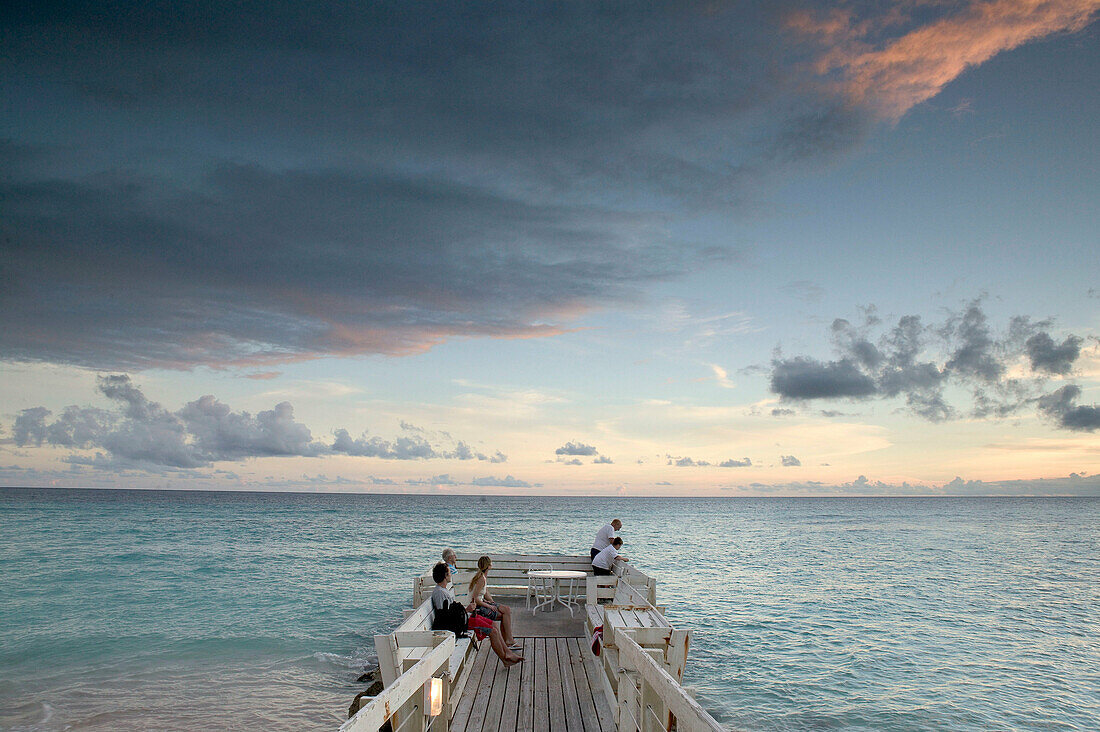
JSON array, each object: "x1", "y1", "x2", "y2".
[
  {"x1": 488, "y1": 626, "x2": 523, "y2": 666},
  {"x1": 497, "y1": 603, "x2": 515, "y2": 645}
]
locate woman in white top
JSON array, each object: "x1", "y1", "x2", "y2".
[{"x1": 468, "y1": 555, "x2": 520, "y2": 649}]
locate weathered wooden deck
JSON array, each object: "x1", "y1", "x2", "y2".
[
  {"x1": 345, "y1": 553, "x2": 725, "y2": 732},
  {"x1": 450, "y1": 636, "x2": 616, "y2": 732}
]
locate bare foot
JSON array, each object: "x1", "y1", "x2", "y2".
[{"x1": 503, "y1": 655, "x2": 524, "y2": 667}]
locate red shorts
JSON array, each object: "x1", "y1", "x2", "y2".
[{"x1": 467, "y1": 613, "x2": 494, "y2": 641}]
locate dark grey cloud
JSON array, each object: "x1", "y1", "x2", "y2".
[
  {"x1": 719, "y1": 458, "x2": 752, "y2": 468},
  {"x1": 12, "y1": 375, "x2": 506, "y2": 467},
  {"x1": 771, "y1": 408, "x2": 795, "y2": 417},
  {"x1": 769, "y1": 301, "x2": 1091, "y2": 428},
  {"x1": 555, "y1": 441, "x2": 599, "y2": 456},
  {"x1": 0, "y1": 1, "x2": 873, "y2": 370},
  {"x1": 1038, "y1": 386, "x2": 1100, "y2": 432},
  {"x1": 1026, "y1": 333, "x2": 1082, "y2": 375},
  {"x1": 770, "y1": 358, "x2": 877, "y2": 399},
  {"x1": 780, "y1": 455, "x2": 801, "y2": 467}
]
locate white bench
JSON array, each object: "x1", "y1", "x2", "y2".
[{"x1": 372, "y1": 598, "x2": 477, "y2": 720}]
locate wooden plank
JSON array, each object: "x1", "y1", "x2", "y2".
[
  {"x1": 556, "y1": 639, "x2": 585, "y2": 732},
  {"x1": 545, "y1": 636, "x2": 567, "y2": 731},
  {"x1": 622, "y1": 628, "x2": 671, "y2": 646},
  {"x1": 518, "y1": 637, "x2": 536, "y2": 732},
  {"x1": 454, "y1": 552, "x2": 591, "y2": 563},
  {"x1": 462, "y1": 642, "x2": 500, "y2": 732},
  {"x1": 479, "y1": 646, "x2": 510, "y2": 732},
  {"x1": 617, "y1": 670, "x2": 640, "y2": 732},
  {"x1": 616, "y1": 634, "x2": 723, "y2": 732},
  {"x1": 532, "y1": 638, "x2": 549, "y2": 732},
  {"x1": 665, "y1": 630, "x2": 690, "y2": 685},
  {"x1": 451, "y1": 640, "x2": 492, "y2": 731},
  {"x1": 397, "y1": 599, "x2": 435, "y2": 632},
  {"x1": 396, "y1": 630, "x2": 445, "y2": 647},
  {"x1": 498, "y1": 637, "x2": 524, "y2": 732},
  {"x1": 565, "y1": 637, "x2": 602, "y2": 732},
  {"x1": 375, "y1": 633, "x2": 401, "y2": 687},
  {"x1": 595, "y1": 647, "x2": 620, "y2": 730},
  {"x1": 448, "y1": 640, "x2": 477, "y2": 719}
]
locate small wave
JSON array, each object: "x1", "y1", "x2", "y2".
[
  {"x1": 0, "y1": 700, "x2": 56, "y2": 731},
  {"x1": 312, "y1": 651, "x2": 378, "y2": 671}
]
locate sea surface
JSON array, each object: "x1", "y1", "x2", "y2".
[{"x1": 0, "y1": 488, "x2": 1097, "y2": 731}]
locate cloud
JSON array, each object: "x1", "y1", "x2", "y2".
[
  {"x1": 469, "y1": 475, "x2": 534, "y2": 488},
  {"x1": 556, "y1": 441, "x2": 599, "y2": 456},
  {"x1": 771, "y1": 408, "x2": 795, "y2": 417},
  {"x1": 1026, "y1": 333, "x2": 1083, "y2": 375},
  {"x1": 786, "y1": 0, "x2": 1100, "y2": 120},
  {"x1": 719, "y1": 458, "x2": 752, "y2": 468},
  {"x1": 12, "y1": 376, "x2": 506, "y2": 468},
  {"x1": 1037, "y1": 385, "x2": 1100, "y2": 431},
  {"x1": 0, "y1": 2, "x2": 826, "y2": 371},
  {"x1": 562, "y1": 458, "x2": 584, "y2": 466},
  {"x1": 781, "y1": 455, "x2": 801, "y2": 467},
  {"x1": 708, "y1": 364, "x2": 736, "y2": 389},
  {"x1": 668, "y1": 455, "x2": 710, "y2": 467},
  {"x1": 593, "y1": 455, "x2": 614, "y2": 464},
  {"x1": 769, "y1": 300, "x2": 1092, "y2": 428},
  {"x1": 405, "y1": 474, "x2": 459, "y2": 486},
  {"x1": 781, "y1": 280, "x2": 825, "y2": 303},
  {"x1": 770, "y1": 357, "x2": 878, "y2": 399}
]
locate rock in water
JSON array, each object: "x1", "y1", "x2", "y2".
[
  {"x1": 357, "y1": 666, "x2": 381, "y2": 683},
  {"x1": 346, "y1": 682, "x2": 385, "y2": 718}
]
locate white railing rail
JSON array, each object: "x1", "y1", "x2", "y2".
[
  {"x1": 341, "y1": 632, "x2": 455, "y2": 732},
  {"x1": 615, "y1": 631, "x2": 724, "y2": 732}
]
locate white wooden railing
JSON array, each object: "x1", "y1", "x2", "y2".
[
  {"x1": 342, "y1": 632, "x2": 455, "y2": 732},
  {"x1": 614, "y1": 631, "x2": 724, "y2": 732}
]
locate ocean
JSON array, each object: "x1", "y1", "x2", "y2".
[{"x1": 0, "y1": 488, "x2": 1097, "y2": 731}]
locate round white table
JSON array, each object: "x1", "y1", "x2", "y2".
[{"x1": 528, "y1": 570, "x2": 587, "y2": 616}]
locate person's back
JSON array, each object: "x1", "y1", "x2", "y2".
[
  {"x1": 591, "y1": 518, "x2": 621, "y2": 559},
  {"x1": 431, "y1": 582, "x2": 457, "y2": 611}
]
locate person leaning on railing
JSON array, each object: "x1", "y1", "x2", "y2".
[
  {"x1": 591, "y1": 518, "x2": 621, "y2": 560},
  {"x1": 591, "y1": 537, "x2": 628, "y2": 576}
]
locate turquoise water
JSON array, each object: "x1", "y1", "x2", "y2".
[{"x1": 1, "y1": 489, "x2": 1097, "y2": 731}]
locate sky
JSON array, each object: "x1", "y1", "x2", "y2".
[{"x1": 2, "y1": 0, "x2": 1098, "y2": 496}]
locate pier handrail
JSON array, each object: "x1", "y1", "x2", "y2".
[
  {"x1": 615, "y1": 630, "x2": 725, "y2": 732},
  {"x1": 341, "y1": 632, "x2": 456, "y2": 732}
]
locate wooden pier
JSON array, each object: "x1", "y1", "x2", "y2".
[{"x1": 341, "y1": 553, "x2": 725, "y2": 732}]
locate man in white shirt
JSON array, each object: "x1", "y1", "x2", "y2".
[
  {"x1": 591, "y1": 519, "x2": 622, "y2": 560},
  {"x1": 592, "y1": 537, "x2": 627, "y2": 576}
]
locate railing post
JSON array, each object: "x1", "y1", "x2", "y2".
[
  {"x1": 617, "y1": 668, "x2": 640, "y2": 732},
  {"x1": 666, "y1": 629, "x2": 690, "y2": 684}
]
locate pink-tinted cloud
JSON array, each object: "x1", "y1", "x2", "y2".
[{"x1": 788, "y1": 0, "x2": 1100, "y2": 120}]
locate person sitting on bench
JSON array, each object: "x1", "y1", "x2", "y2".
[
  {"x1": 430, "y1": 562, "x2": 523, "y2": 667},
  {"x1": 467, "y1": 556, "x2": 520, "y2": 651},
  {"x1": 592, "y1": 537, "x2": 627, "y2": 576}
]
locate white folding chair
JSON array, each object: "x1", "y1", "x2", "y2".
[{"x1": 526, "y1": 563, "x2": 552, "y2": 609}]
